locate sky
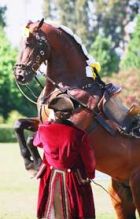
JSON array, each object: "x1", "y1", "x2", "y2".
[{"x1": 0, "y1": 0, "x2": 43, "y2": 47}]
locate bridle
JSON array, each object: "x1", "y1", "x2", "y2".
[
  {"x1": 14, "y1": 28, "x2": 50, "y2": 83},
  {"x1": 14, "y1": 28, "x2": 51, "y2": 104}
]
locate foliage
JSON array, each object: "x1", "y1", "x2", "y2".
[
  {"x1": 6, "y1": 110, "x2": 24, "y2": 125},
  {"x1": 0, "y1": 26, "x2": 17, "y2": 118},
  {"x1": 0, "y1": 115, "x2": 4, "y2": 124},
  {"x1": 75, "y1": 0, "x2": 89, "y2": 45},
  {"x1": 103, "y1": 69, "x2": 140, "y2": 107},
  {"x1": 43, "y1": 0, "x2": 90, "y2": 46},
  {"x1": 42, "y1": 0, "x2": 140, "y2": 50},
  {"x1": 93, "y1": 0, "x2": 139, "y2": 50},
  {"x1": 120, "y1": 15, "x2": 140, "y2": 70},
  {"x1": 0, "y1": 26, "x2": 37, "y2": 119},
  {"x1": 0, "y1": 6, "x2": 7, "y2": 27},
  {"x1": 0, "y1": 124, "x2": 17, "y2": 142},
  {"x1": 90, "y1": 35, "x2": 120, "y2": 77}
]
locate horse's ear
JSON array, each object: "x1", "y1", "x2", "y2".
[
  {"x1": 37, "y1": 18, "x2": 44, "y2": 30},
  {"x1": 26, "y1": 20, "x2": 33, "y2": 28}
]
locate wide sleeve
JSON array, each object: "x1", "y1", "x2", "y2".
[
  {"x1": 33, "y1": 127, "x2": 43, "y2": 148},
  {"x1": 80, "y1": 134, "x2": 96, "y2": 179}
]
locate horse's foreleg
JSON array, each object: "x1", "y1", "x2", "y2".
[
  {"x1": 108, "y1": 178, "x2": 136, "y2": 219},
  {"x1": 129, "y1": 167, "x2": 140, "y2": 217},
  {"x1": 14, "y1": 119, "x2": 34, "y2": 170},
  {"x1": 27, "y1": 135, "x2": 42, "y2": 171}
]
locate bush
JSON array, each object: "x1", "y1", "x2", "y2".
[
  {"x1": 0, "y1": 124, "x2": 17, "y2": 142},
  {"x1": 0, "y1": 115, "x2": 4, "y2": 124},
  {"x1": 103, "y1": 69, "x2": 140, "y2": 107},
  {"x1": 6, "y1": 110, "x2": 24, "y2": 125},
  {"x1": 90, "y1": 35, "x2": 120, "y2": 77}
]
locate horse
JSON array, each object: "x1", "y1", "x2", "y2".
[{"x1": 13, "y1": 19, "x2": 140, "y2": 219}]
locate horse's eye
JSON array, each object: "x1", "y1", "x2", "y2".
[
  {"x1": 25, "y1": 39, "x2": 34, "y2": 48},
  {"x1": 25, "y1": 41, "x2": 30, "y2": 47}
]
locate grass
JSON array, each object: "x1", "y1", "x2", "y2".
[
  {"x1": 0, "y1": 143, "x2": 115, "y2": 219},
  {"x1": 0, "y1": 143, "x2": 37, "y2": 219}
]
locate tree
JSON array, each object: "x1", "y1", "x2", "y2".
[
  {"x1": 42, "y1": 0, "x2": 140, "y2": 53},
  {"x1": 0, "y1": 27, "x2": 17, "y2": 118},
  {"x1": 43, "y1": 0, "x2": 56, "y2": 20},
  {"x1": 120, "y1": 15, "x2": 140, "y2": 70},
  {"x1": 0, "y1": 6, "x2": 6, "y2": 27},
  {"x1": 0, "y1": 5, "x2": 39, "y2": 119},
  {"x1": 0, "y1": 26, "x2": 37, "y2": 119},
  {"x1": 42, "y1": 0, "x2": 90, "y2": 46},
  {"x1": 89, "y1": 0, "x2": 140, "y2": 50},
  {"x1": 90, "y1": 35, "x2": 120, "y2": 77},
  {"x1": 75, "y1": 0, "x2": 89, "y2": 45}
]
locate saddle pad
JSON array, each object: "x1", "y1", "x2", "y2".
[{"x1": 103, "y1": 95, "x2": 129, "y2": 126}]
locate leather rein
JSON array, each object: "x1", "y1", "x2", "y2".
[{"x1": 14, "y1": 75, "x2": 44, "y2": 105}]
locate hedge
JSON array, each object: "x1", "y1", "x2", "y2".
[{"x1": 0, "y1": 124, "x2": 17, "y2": 142}]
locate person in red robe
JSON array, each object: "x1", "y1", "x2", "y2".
[{"x1": 33, "y1": 93, "x2": 96, "y2": 219}]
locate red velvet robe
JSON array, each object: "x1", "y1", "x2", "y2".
[{"x1": 33, "y1": 121, "x2": 96, "y2": 219}]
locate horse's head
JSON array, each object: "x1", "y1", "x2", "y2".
[{"x1": 14, "y1": 18, "x2": 51, "y2": 84}]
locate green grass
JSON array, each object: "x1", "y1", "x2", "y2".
[
  {"x1": 0, "y1": 143, "x2": 115, "y2": 218},
  {"x1": 0, "y1": 143, "x2": 37, "y2": 219}
]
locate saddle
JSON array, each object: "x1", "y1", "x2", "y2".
[{"x1": 101, "y1": 83, "x2": 140, "y2": 138}]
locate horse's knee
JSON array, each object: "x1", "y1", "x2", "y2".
[
  {"x1": 27, "y1": 136, "x2": 34, "y2": 147},
  {"x1": 14, "y1": 119, "x2": 24, "y2": 132}
]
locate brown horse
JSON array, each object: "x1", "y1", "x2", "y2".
[{"x1": 14, "y1": 19, "x2": 140, "y2": 219}]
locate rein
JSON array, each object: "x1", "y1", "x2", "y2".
[
  {"x1": 91, "y1": 179, "x2": 119, "y2": 203},
  {"x1": 15, "y1": 75, "x2": 44, "y2": 105}
]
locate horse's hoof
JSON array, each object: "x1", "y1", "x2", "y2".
[{"x1": 25, "y1": 162, "x2": 35, "y2": 170}]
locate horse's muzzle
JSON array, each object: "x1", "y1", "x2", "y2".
[{"x1": 14, "y1": 64, "x2": 35, "y2": 84}]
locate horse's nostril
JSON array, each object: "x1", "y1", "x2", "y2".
[{"x1": 17, "y1": 74, "x2": 24, "y2": 82}]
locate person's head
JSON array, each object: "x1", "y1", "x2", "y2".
[{"x1": 48, "y1": 94, "x2": 74, "y2": 120}]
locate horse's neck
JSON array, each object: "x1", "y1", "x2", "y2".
[
  {"x1": 45, "y1": 57, "x2": 93, "y2": 95},
  {"x1": 45, "y1": 26, "x2": 89, "y2": 88},
  {"x1": 50, "y1": 51, "x2": 86, "y2": 75}
]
